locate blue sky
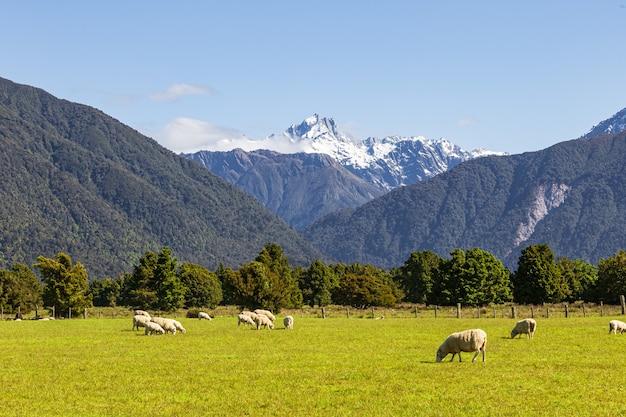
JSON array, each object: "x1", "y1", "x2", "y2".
[{"x1": 3, "y1": 1, "x2": 626, "y2": 155}]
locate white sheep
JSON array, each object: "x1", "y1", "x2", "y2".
[
  {"x1": 132, "y1": 314, "x2": 151, "y2": 331},
  {"x1": 134, "y1": 310, "x2": 151, "y2": 318},
  {"x1": 150, "y1": 317, "x2": 177, "y2": 334},
  {"x1": 170, "y1": 319, "x2": 186, "y2": 334},
  {"x1": 436, "y1": 329, "x2": 487, "y2": 363},
  {"x1": 511, "y1": 318, "x2": 537, "y2": 339},
  {"x1": 283, "y1": 315, "x2": 294, "y2": 330},
  {"x1": 254, "y1": 309, "x2": 276, "y2": 322},
  {"x1": 254, "y1": 314, "x2": 274, "y2": 330},
  {"x1": 238, "y1": 313, "x2": 256, "y2": 326},
  {"x1": 609, "y1": 319, "x2": 626, "y2": 334},
  {"x1": 198, "y1": 312, "x2": 212, "y2": 320},
  {"x1": 144, "y1": 321, "x2": 165, "y2": 335},
  {"x1": 240, "y1": 311, "x2": 259, "y2": 320}
]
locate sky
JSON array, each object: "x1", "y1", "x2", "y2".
[{"x1": 3, "y1": 1, "x2": 626, "y2": 155}]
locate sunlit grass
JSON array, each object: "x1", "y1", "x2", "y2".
[{"x1": 1, "y1": 314, "x2": 626, "y2": 416}]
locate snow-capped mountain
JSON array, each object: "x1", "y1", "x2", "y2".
[
  {"x1": 274, "y1": 114, "x2": 506, "y2": 190},
  {"x1": 584, "y1": 107, "x2": 626, "y2": 138}
]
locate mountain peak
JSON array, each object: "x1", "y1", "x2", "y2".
[
  {"x1": 286, "y1": 114, "x2": 342, "y2": 141},
  {"x1": 584, "y1": 107, "x2": 626, "y2": 138}
]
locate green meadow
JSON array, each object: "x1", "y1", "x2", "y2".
[{"x1": 1, "y1": 313, "x2": 625, "y2": 416}]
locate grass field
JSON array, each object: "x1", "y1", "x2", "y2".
[{"x1": 1, "y1": 313, "x2": 625, "y2": 416}]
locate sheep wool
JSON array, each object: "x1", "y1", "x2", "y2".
[
  {"x1": 134, "y1": 310, "x2": 151, "y2": 318},
  {"x1": 254, "y1": 309, "x2": 276, "y2": 322},
  {"x1": 436, "y1": 329, "x2": 487, "y2": 363},
  {"x1": 283, "y1": 315, "x2": 294, "y2": 330},
  {"x1": 150, "y1": 317, "x2": 177, "y2": 334},
  {"x1": 198, "y1": 312, "x2": 212, "y2": 320},
  {"x1": 240, "y1": 311, "x2": 259, "y2": 320},
  {"x1": 254, "y1": 314, "x2": 274, "y2": 330},
  {"x1": 238, "y1": 313, "x2": 256, "y2": 326},
  {"x1": 132, "y1": 314, "x2": 151, "y2": 331},
  {"x1": 609, "y1": 320, "x2": 626, "y2": 334},
  {"x1": 511, "y1": 318, "x2": 537, "y2": 339},
  {"x1": 144, "y1": 321, "x2": 165, "y2": 335}
]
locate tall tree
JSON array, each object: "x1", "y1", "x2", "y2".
[
  {"x1": 299, "y1": 260, "x2": 338, "y2": 307},
  {"x1": 89, "y1": 276, "x2": 121, "y2": 307},
  {"x1": 453, "y1": 248, "x2": 512, "y2": 306},
  {"x1": 233, "y1": 261, "x2": 289, "y2": 312},
  {"x1": 255, "y1": 243, "x2": 302, "y2": 308},
  {"x1": 394, "y1": 250, "x2": 443, "y2": 304},
  {"x1": 153, "y1": 247, "x2": 186, "y2": 312},
  {"x1": 0, "y1": 264, "x2": 43, "y2": 315},
  {"x1": 178, "y1": 262, "x2": 223, "y2": 308},
  {"x1": 557, "y1": 257, "x2": 598, "y2": 302},
  {"x1": 34, "y1": 253, "x2": 92, "y2": 317},
  {"x1": 512, "y1": 244, "x2": 570, "y2": 304},
  {"x1": 596, "y1": 250, "x2": 626, "y2": 304}
]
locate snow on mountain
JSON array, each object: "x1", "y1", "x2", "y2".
[
  {"x1": 268, "y1": 114, "x2": 507, "y2": 190},
  {"x1": 584, "y1": 107, "x2": 626, "y2": 138}
]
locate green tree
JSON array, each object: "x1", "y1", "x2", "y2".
[
  {"x1": 453, "y1": 248, "x2": 512, "y2": 306},
  {"x1": 216, "y1": 263, "x2": 239, "y2": 306},
  {"x1": 596, "y1": 250, "x2": 626, "y2": 304},
  {"x1": 231, "y1": 261, "x2": 289, "y2": 312},
  {"x1": 512, "y1": 244, "x2": 570, "y2": 304},
  {"x1": 89, "y1": 276, "x2": 121, "y2": 307},
  {"x1": 394, "y1": 250, "x2": 443, "y2": 304},
  {"x1": 153, "y1": 247, "x2": 186, "y2": 312},
  {"x1": 178, "y1": 263, "x2": 223, "y2": 308},
  {"x1": 333, "y1": 273, "x2": 396, "y2": 308},
  {"x1": 255, "y1": 243, "x2": 302, "y2": 308},
  {"x1": 299, "y1": 260, "x2": 338, "y2": 307},
  {"x1": 0, "y1": 264, "x2": 43, "y2": 315},
  {"x1": 557, "y1": 257, "x2": 598, "y2": 302},
  {"x1": 121, "y1": 251, "x2": 159, "y2": 308},
  {"x1": 34, "y1": 253, "x2": 93, "y2": 317}
]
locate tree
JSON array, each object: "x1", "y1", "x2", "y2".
[
  {"x1": 512, "y1": 244, "x2": 570, "y2": 304},
  {"x1": 121, "y1": 251, "x2": 159, "y2": 309},
  {"x1": 89, "y1": 276, "x2": 121, "y2": 307},
  {"x1": 394, "y1": 250, "x2": 443, "y2": 304},
  {"x1": 255, "y1": 243, "x2": 302, "y2": 308},
  {"x1": 178, "y1": 263, "x2": 223, "y2": 308},
  {"x1": 153, "y1": 247, "x2": 186, "y2": 312},
  {"x1": 596, "y1": 250, "x2": 626, "y2": 304},
  {"x1": 332, "y1": 263, "x2": 397, "y2": 308},
  {"x1": 0, "y1": 264, "x2": 43, "y2": 315},
  {"x1": 453, "y1": 248, "x2": 512, "y2": 306},
  {"x1": 557, "y1": 257, "x2": 597, "y2": 302},
  {"x1": 231, "y1": 261, "x2": 289, "y2": 312},
  {"x1": 299, "y1": 260, "x2": 338, "y2": 307},
  {"x1": 34, "y1": 253, "x2": 92, "y2": 317}
]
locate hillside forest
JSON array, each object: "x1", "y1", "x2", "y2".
[{"x1": 2, "y1": 241, "x2": 626, "y2": 318}]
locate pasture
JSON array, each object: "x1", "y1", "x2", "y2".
[{"x1": 1, "y1": 314, "x2": 625, "y2": 416}]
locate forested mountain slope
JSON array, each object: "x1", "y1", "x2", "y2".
[
  {"x1": 303, "y1": 133, "x2": 626, "y2": 270},
  {"x1": 0, "y1": 77, "x2": 326, "y2": 278}
]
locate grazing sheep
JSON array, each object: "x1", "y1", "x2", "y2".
[
  {"x1": 198, "y1": 312, "x2": 212, "y2": 321},
  {"x1": 254, "y1": 314, "x2": 274, "y2": 330},
  {"x1": 134, "y1": 310, "x2": 151, "y2": 318},
  {"x1": 144, "y1": 321, "x2": 165, "y2": 335},
  {"x1": 609, "y1": 319, "x2": 626, "y2": 334},
  {"x1": 254, "y1": 309, "x2": 276, "y2": 322},
  {"x1": 238, "y1": 313, "x2": 256, "y2": 327},
  {"x1": 170, "y1": 319, "x2": 186, "y2": 334},
  {"x1": 132, "y1": 314, "x2": 152, "y2": 331},
  {"x1": 240, "y1": 311, "x2": 259, "y2": 320},
  {"x1": 511, "y1": 318, "x2": 537, "y2": 339},
  {"x1": 150, "y1": 317, "x2": 177, "y2": 334},
  {"x1": 283, "y1": 315, "x2": 294, "y2": 330},
  {"x1": 436, "y1": 329, "x2": 487, "y2": 363}
]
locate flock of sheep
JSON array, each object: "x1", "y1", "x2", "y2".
[
  {"x1": 436, "y1": 318, "x2": 537, "y2": 363},
  {"x1": 131, "y1": 308, "x2": 295, "y2": 336}
]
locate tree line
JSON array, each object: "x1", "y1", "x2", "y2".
[{"x1": 2, "y1": 242, "x2": 626, "y2": 317}]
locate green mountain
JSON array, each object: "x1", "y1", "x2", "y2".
[
  {"x1": 303, "y1": 132, "x2": 626, "y2": 269},
  {"x1": 0, "y1": 77, "x2": 326, "y2": 279}
]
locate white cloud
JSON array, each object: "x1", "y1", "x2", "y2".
[
  {"x1": 150, "y1": 83, "x2": 214, "y2": 102},
  {"x1": 152, "y1": 117, "x2": 312, "y2": 154}
]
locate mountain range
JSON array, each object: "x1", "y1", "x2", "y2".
[
  {"x1": 184, "y1": 114, "x2": 505, "y2": 229},
  {"x1": 0, "y1": 77, "x2": 326, "y2": 279}
]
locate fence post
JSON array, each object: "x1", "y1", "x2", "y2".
[
  {"x1": 565, "y1": 304, "x2": 569, "y2": 318},
  {"x1": 582, "y1": 303, "x2": 586, "y2": 318},
  {"x1": 83, "y1": 308, "x2": 87, "y2": 319},
  {"x1": 414, "y1": 305, "x2": 418, "y2": 318},
  {"x1": 69, "y1": 307, "x2": 72, "y2": 319},
  {"x1": 456, "y1": 303, "x2": 461, "y2": 318},
  {"x1": 435, "y1": 305, "x2": 438, "y2": 318},
  {"x1": 621, "y1": 295, "x2": 625, "y2": 315},
  {"x1": 511, "y1": 306, "x2": 516, "y2": 319},
  {"x1": 477, "y1": 307, "x2": 480, "y2": 318},
  {"x1": 493, "y1": 307, "x2": 496, "y2": 318},
  {"x1": 600, "y1": 301, "x2": 604, "y2": 317},
  {"x1": 371, "y1": 307, "x2": 375, "y2": 319},
  {"x1": 531, "y1": 307, "x2": 535, "y2": 319},
  {"x1": 346, "y1": 307, "x2": 350, "y2": 319},
  {"x1": 546, "y1": 307, "x2": 550, "y2": 318},
  {"x1": 322, "y1": 307, "x2": 326, "y2": 319}
]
